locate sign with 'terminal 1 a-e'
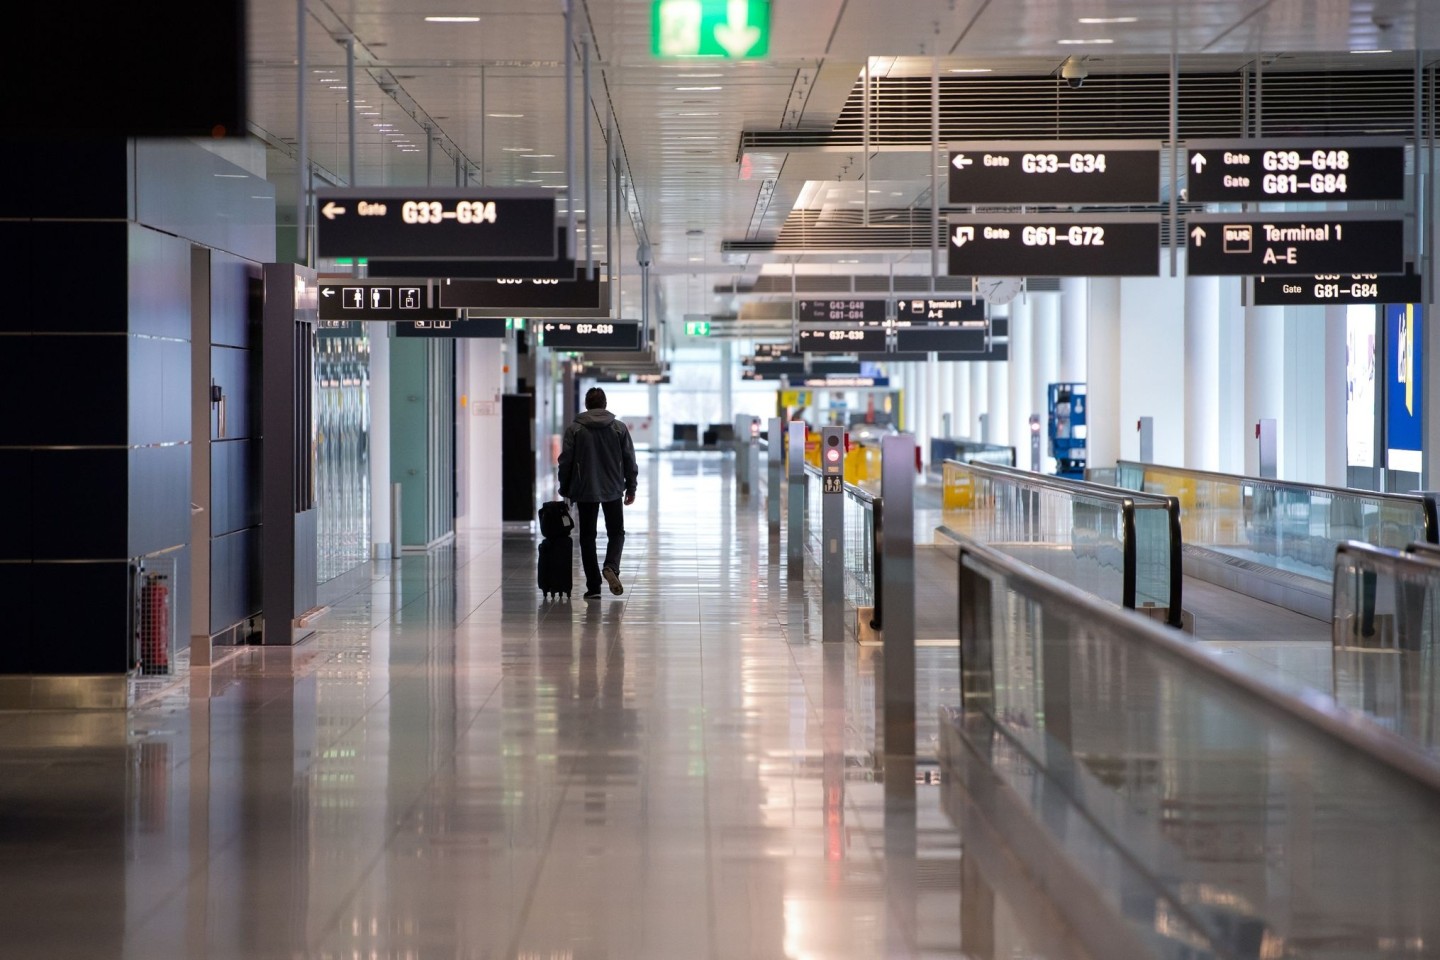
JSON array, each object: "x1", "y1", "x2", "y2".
[{"x1": 1185, "y1": 214, "x2": 1405, "y2": 276}]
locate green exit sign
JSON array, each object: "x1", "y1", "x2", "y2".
[
  {"x1": 652, "y1": 0, "x2": 770, "y2": 59},
  {"x1": 685, "y1": 320, "x2": 712, "y2": 337}
]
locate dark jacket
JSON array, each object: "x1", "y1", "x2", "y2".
[{"x1": 558, "y1": 409, "x2": 638, "y2": 503}]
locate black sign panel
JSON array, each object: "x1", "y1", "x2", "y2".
[
  {"x1": 318, "y1": 282, "x2": 452, "y2": 321},
  {"x1": 1186, "y1": 139, "x2": 1405, "y2": 203},
  {"x1": 369, "y1": 229, "x2": 580, "y2": 279},
  {"x1": 755, "y1": 342, "x2": 794, "y2": 358},
  {"x1": 896, "y1": 328, "x2": 988, "y2": 354},
  {"x1": 797, "y1": 327, "x2": 888, "y2": 353},
  {"x1": 1252, "y1": 269, "x2": 1422, "y2": 306},
  {"x1": 1186, "y1": 215, "x2": 1405, "y2": 276},
  {"x1": 395, "y1": 318, "x2": 508, "y2": 338},
  {"x1": 797, "y1": 299, "x2": 888, "y2": 324},
  {"x1": 893, "y1": 297, "x2": 985, "y2": 326},
  {"x1": 314, "y1": 188, "x2": 557, "y2": 260},
  {"x1": 539, "y1": 321, "x2": 640, "y2": 351},
  {"x1": 746, "y1": 359, "x2": 805, "y2": 380},
  {"x1": 439, "y1": 271, "x2": 609, "y2": 316},
  {"x1": 948, "y1": 216, "x2": 1161, "y2": 277},
  {"x1": 947, "y1": 140, "x2": 1161, "y2": 204}
]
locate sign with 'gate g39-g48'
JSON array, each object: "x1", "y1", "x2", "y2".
[
  {"x1": 314, "y1": 187, "x2": 557, "y2": 260},
  {"x1": 1185, "y1": 138, "x2": 1406, "y2": 203}
]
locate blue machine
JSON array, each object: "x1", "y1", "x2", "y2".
[{"x1": 1047, "y1": 382, "x2": 1087, "y2": 479}]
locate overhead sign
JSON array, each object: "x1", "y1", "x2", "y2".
[
  {"x1": 439, "y1": 271, "x2": 609, "y2": 317},
  {"x1": 314, "y1": 187, "x2": 557, "y2": 260},
  {"x1": 317, "y1": 282, "x2": 453, "y2": 321},
  {"x1": 1185, "y1": 139, "x2": 1406, "y2": 203},
  {"x1": 652, "y1": 0, "x2": 770, "y2": 59},
  {"x1": 786, "y1": 376, "x2": 888, "y2": 389},
  {"x1": 755, "y1": 342, "x2": 794, "y2": 358},
  {"x1": 895, "y1": 327, "x2": 988, "y2": 354},
  {"x1": 797, "y1": 299, "x2": 888, "y2": 324},
  {"x1": 539, "y1": 321, "x2": 640, "y2": 351},
  {"x1": 893, "y1": 297, "x2": 985, "y2": 326},
  {"x1": 948, "y1": 215, "x2": 1161, "y2": 277},
  {"x1": 797, "y1": 327, "x2": 888, "y2": 354},
  {"x1": 1253, "y1": 269, "x2": 1422, "y2": 306},
  {"x1": 395, "y1": 318, "x2": 508, "y2": 339},
  {"x1": 1185, "y1": 215, "x2": 1405, "y2": 276},
  {"x1": 947, "y1": 140, "x2": 1161, "y2": 204},
  {"x1": 685, "y1": 320, "x2": 712, "y2": 336},
  {"x1": 368, "y1": 229, "x2": 580, "y2": 279}
]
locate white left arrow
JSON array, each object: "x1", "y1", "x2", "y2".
[
  {"x1": 321, "y1": 201, "x2": 346, "y2": 220},
  {"x1": 322, "y1": 287, "x2": 336, "y2": 298},
  {"x1": 1190, "y1": 225, "x2": 1207, "y2": 246},
  {"x1": 951, "y1": 154, "x2": 973, "y2": 171}
]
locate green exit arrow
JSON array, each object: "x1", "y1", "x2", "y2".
[
  {"x1": 685, "y1": 320, "x2": 712, "y2": 336},
  {"x1": 652, "y1": 0, "x2": 770, "y2": 59}
]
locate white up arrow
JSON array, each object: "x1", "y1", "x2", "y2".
[
  {"x1": 1190, "y1": 153, "x2": 1207, "y2": 174},
  {"x1": 1190, "y1": 225, "x2": 1207, "y2": 246},
  {"x1": 713, "y1": 0, "x2": 761, "y2": 58},
  {"x1": 951, "y1": 154, "x2": 974, "y2": 171},
  {"x1": 321, "y1": 201, "x2": 346, "y2": 220},
  {"x1": 952, "y1": 226, "x2": 976, "y2": 248}
]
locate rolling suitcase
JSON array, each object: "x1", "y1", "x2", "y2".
[{"x1": 537, "y1": 535, "x2": 573, "y2": 599}]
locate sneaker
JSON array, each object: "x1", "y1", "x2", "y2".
[
  {"x1": 602, "y1": 567, "x2": 624, "y2": 595},
  {"x1": 583, "y1": 589, "x2": 602, "y2": 600}
]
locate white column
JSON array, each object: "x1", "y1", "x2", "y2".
[
  {"x1": 1184, "y1": 273, "x2": 1221, "y2": 470},
  {"x1": 1032, "y1": 294, "x2": 1060, "y2": 472},
  {"x1": 1007, "y1": 298, "x2": 1033, "y2": 457},
  {"x1": 368, "y1": 325, "x2": 392, "y2": 554},
  {"x1": 1086, "y1": 278, "x2": 1122, "y2": 469},
  {"x1": 954, "y1": 361, "x2": 971, "y2": 439},
  {"x1": 970, "y1": 361, "x2": 988, "y2": 439},
  {"x1": 1324, "y1": 304, "x2": 1349, "y2": 487},
  {"x1": 1216, "y1": 278, "x2": 1247, "y2": 473},
  {"x1": 987, "y1": 352, "x2": 1009, "y2": 447},
  {"x1": 925, "y1": 357, "x2": 941, "y2": 456},
  {"x1": 1244, "y1": 305, "x2": 1286, "y2": 476},
  {"x1": 937, "y1": 359, "x2": 955, "y2": 439},
  {"x1": 1058, "y1": 278, "x2": 1088, "y2": 382}
]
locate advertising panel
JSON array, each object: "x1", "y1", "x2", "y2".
[{"x1": 1385, "y1": 303, "x2": 1423, "y2": 474}]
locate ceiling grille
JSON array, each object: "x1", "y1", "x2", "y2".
[{"x1": 739, "y1": 70, "x2": 1426, "y2": 152}]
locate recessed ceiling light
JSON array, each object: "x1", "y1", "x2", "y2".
[
  {"x1": 1078, "y1": 16, "x2": 1137, "y2": 24},
  {"x1": 521, "y1": 154, "x2": 556, "y2": 158},
  {"x1": 487, "y1": 112, "x2": 524, "y2": 118},
  {"x1": 425, "y1": 15, "x2": 480, "y2": 22},
  {"x1": 949, "y1": 67, "x2": 993, "y2": 73},
  {"x1": 516, "y1": 179, "x2": 543, "y2": 183},
  {"x1": 675, "y1": 86, "x2": 723, "y2": 91},
  {"x1": 677, "y1": 112, "x2": 720, "y2": 117},
  {"x1": 1351, "y1": 48, "x2": 1392, "y2": 54},
  {"x1": 541, "y1": 184, "x2": 567, "y2": 189},
  {"x1": 502, "y1": 147, "x2": 535, "y2": 152},
  {"x1": 677, "y1": 73, "x2": 722, "y2": 78},
  {"x1": 681, "y1": 136, "x2": 717, "y2": 140},
  {"x1": 534, "y1": 170, "x2": 564, "y2": 174},
  {"x1": 1059, "y1": 38, "x2": 1113, "y2": 44}
]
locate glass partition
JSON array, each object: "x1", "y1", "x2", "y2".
[
  {"x1": 804, "y1": 466, "x2": 881, "y2": 621},
  {"x1": 942, "y1": 459, "x2": 1182, "y2": 622},
  {"x1": 1116, "y1": 461, "x2": 1435, "y2": 583},
  {"x1": 948, "y1": 539, "x2": 1440, "y2": 959},
  {"x1": 1331, "y1": 543, "x2": 1440, "y2": 754}
]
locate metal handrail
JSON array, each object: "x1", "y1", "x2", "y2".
[
  {"x1": 945, "y1": 458, "x2": 1184, "y2": 625},
  {"x1": 803, "y1": 463, "x2": 884, "y2": 631},
  {"x1": 1117, "y1": 460, "x2": 1440, "y2": 544},
  {"x1": 1332, "y1": 541, "x2": 1440, "y2": 650},
  {"x1": 956, "y1": 535, "x2": 1440, "y2": 796}
]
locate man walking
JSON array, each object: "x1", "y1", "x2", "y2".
[{"x1": 558, "y1": 388, "x2": 638, "y2": 599}]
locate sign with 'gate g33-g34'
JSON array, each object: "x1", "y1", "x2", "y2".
[
  {"x1": 947, "y1": 140, "x2": 1161, "y2": 205},
  {"x1": 314, "y1": 188, "x2": 557, "y2": 260}
]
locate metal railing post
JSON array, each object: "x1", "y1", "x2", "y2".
[{"x1": 881, "y1": 434, "x2": 917, "y2": 756}]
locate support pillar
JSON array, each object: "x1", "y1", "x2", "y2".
[
  {"x1": 1086, "y1": 278, "x2": 1122, "y2": 469},
  {"x1": 1244, "y1": 305, "x2": 1286, "y2": 477},
  {"x1": 1059, "y1": 278, "x2": 1088, "y2": 382},
  {"x1": 1184, "y1": 274, "x2": 1221, "y2": 471},
  {"x1": 1032, "y1": 294, "x2": 1060, "y2": 472}
]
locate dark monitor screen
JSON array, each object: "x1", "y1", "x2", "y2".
[
  {"x1": 673, "y1": 424, "x2": 699, "y2": 442},
  {"x1": 710, "y1": 424, "x2": 736, "y2": 442}
]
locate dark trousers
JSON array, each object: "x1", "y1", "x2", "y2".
[{"x1": 577, "y1": 499, "x2": 625, "y2": 592}]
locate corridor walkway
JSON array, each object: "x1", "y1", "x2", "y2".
[{"x1": 0, "y1": 454, "x2": 1053, "y2": 959}]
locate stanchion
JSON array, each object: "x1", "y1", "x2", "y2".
[{"x1": 880, "y1": 434, "x2": 916, "y2": 757}]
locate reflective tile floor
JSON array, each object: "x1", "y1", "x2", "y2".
[{"x1": 0, "y1": 455, "x2": 1060, "y2": 960}]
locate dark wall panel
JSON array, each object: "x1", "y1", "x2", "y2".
[
  {"x1": 0, "y1": 451, "x2": 33, "y2": 559},
  {"x1": 0, "y1": 138, "x2": 131, "y2": 220},
  {"x1": 211, "y1": 527, "x2": 261, "y2": 633},
  {"x1": 128, "y1": 335, "x2": 191, "y2": 448},
  {"x1": 0, "y1": 224, "x2": 34, "y2": 331},
  {"x1": 211, "y1": 252, "x2": 258, "y2": 349},
  {"x1": 128, "y1": 445, "x2": 191, "y2": 559},
  {"x1": 15, "y1": 335, "x2": 129, "y2": 447},
  {"x1": 30, "y1": 449, "x2": 128, "y2": 560},
  {"x1": 211, "y1": 439, "x2": 261, "y2": 537},
  {"x1": 212, "y1": 345, "x2": 257, "y2": 440},
  {"x1": 21, "y1": 223, "x2": 130, "y2": 334},
  {"x1": 26, "y1": 563, "x2": 131, "y2": 674},
  {"x1": 0, "y1": 335, "x2": 35, "y2": 444},
  {"x1": 127, "y1": 224, "x2": 191, "y2": 342}
]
